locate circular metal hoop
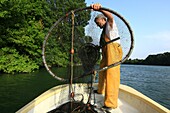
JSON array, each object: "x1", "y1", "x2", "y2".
[{"x1": 42, "y1": 6, "x2": 134, "y2": 81}]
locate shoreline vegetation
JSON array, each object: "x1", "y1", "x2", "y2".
[
  {"x1": 0, "y1": 0, "x2": 90, "y2": 74},
  {"x1": 124, "y1": 52, "x2": 170, "y2": 66},
  {"x1": 0, "y1": 1, "x2": 169, "y2": 74},
  {"x1": 0, "y1": 52, "x2": 169, "y2": 75}
]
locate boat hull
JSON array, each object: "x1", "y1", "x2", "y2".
[{"x1": 16, "y1": 83, "x2": 170, "y2": 113}]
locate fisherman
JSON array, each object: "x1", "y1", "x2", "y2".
[{"x1": 91, "y1": 3, "x2": 123, "y2": 112}]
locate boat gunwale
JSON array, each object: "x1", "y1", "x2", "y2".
[
  {"x1": 119, "y1": 84, "x2": 170, "y2": 113},
  {"x1": 16, "y1": 83, "x2": 170, "y2": 113}
]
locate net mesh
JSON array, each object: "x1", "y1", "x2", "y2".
[
  {"x1": 78, "y1": 43, "x2": 100, "y2": 73},
  {"x1": 43, "y1": 8, "x2": 133, "y2": 81},
  {"x1": 42, "y1": 6, "x2": 134, "y2": 112}
]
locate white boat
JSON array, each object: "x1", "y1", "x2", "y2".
[{"x1": 16, "y1": 83, "x2": 169, "y2": 113}]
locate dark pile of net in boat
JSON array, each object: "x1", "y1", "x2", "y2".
[{"x1": 47, "y1": 101, "x2": 98, "y2": 113}]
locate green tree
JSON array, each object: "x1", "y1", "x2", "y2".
[
  {"x1": 0, "y1": 0, "x2": 90, "y2": 73},
  {"x1": 124, "y1": 52, "x2": 170, "y2": 66},
  {"x1": 0, "y1": 0, "x2": 54, "y2": 73},
  {"x1": 144, "y1": 52, "x2": 170, "y2": 66},
  {"x1": 45, "y1": 0, "x2": 90, "y2": 67}
]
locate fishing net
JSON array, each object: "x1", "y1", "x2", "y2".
[
  {"x1": 42, "y1": 6, "x2": 134, "y2": 113},
  {"x1": 48, "y1": 101, "x2": 98, "y2": 113},
  {"x1": 42, "y1": 7, "x2": 134, "y2": 81},
  {"x1": 78, "y1": 43, "x2": 100, "y2": 73}
]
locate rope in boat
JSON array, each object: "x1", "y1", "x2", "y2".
[
  {"x1": 70, "y1": 10, "x2": 75, "y2": 98},
  {"x1": 69, "y1": 10, "x2": 99, "y2": 113}
]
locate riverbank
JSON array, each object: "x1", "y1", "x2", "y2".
[{"x1": 124, "y1": 52, "x2": 170, "y2": 66}]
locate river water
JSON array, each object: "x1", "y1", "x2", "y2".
[
  {"x1": 120, "y1": 64, "x2": 170, "y2": 110},
  {"x1": 0, "y1": 64, "x2": 169, "y2": 113}
]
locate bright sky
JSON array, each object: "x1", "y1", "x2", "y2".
[{"x1": 85, "y1": 0, "x2": 170, "y2": 59}]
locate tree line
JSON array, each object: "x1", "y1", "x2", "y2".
[
  {"x1": 124, "y1": 52, "x2": 170, "y2": 66},
  {"x1": 1, "y1": 0, "x2": 169, "y2": 74},
  {"x1": 0, "y1": 0, "x2": 90, "y2": 74}
]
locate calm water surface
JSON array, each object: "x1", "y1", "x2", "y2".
[
  {"x1": 0, "y1": 64, "x2": 169, "y2": 113},
  {"x1": 120, "y1": 64, "x2": 170, "y2": 110}
]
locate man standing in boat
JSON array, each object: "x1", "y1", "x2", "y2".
[{"x1": 91, "y1": 3, "x2": 123, "y2": 112}]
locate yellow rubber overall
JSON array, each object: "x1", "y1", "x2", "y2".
[{"x1": 97, "y1": 36, "x2": 123, "y2": 108}]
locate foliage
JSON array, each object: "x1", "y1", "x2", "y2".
[
  {"x1": 45, "y1": 0, "x2": 90, "y2": 67},
  {"x1": 0, "y1": 0, "x2": 90, "y2": 73},
  {"x1": 124, "y1": 52, "x2": 170, "y2": 66},
  {"x1": 0, "y1": 47, "x2": 39, "y2": 74},
  {"x1": 143, "y1": 52, "x2": 170, "y2": 65},
  {"x1": 0, "y1": 0, "x2": 55, "y2": 73}
]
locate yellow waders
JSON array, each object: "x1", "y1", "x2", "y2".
[{"x1": 97, "y1": 37, "x2": 123, "y2": 108}]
